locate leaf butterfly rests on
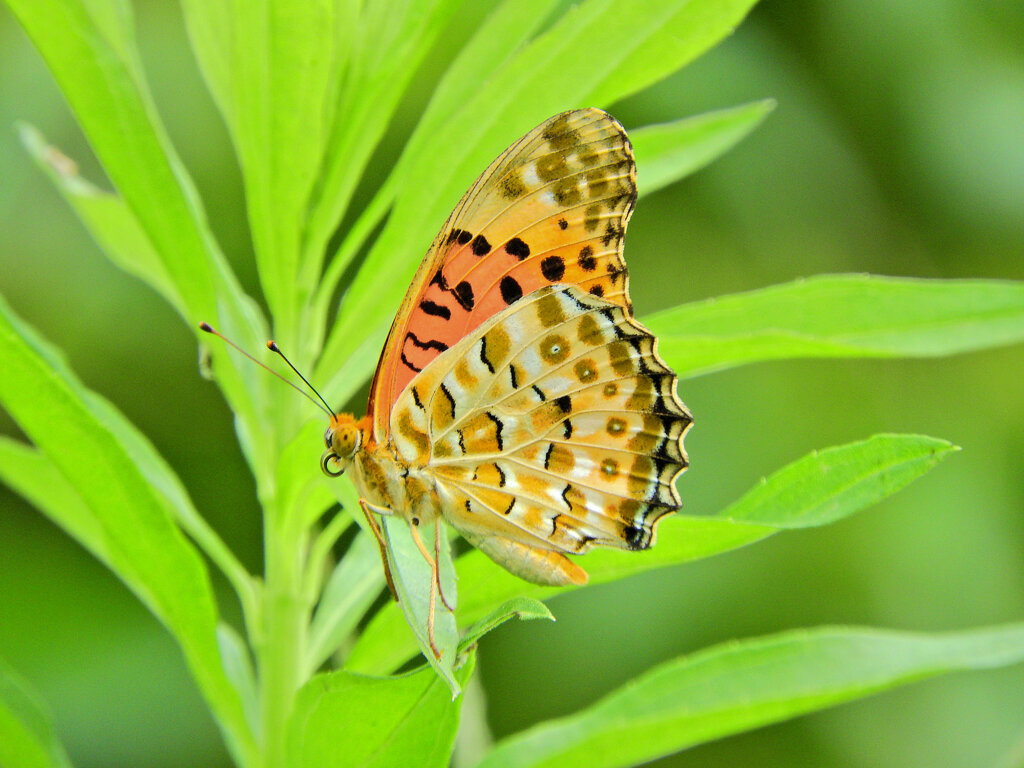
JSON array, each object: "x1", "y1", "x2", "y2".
[{"x1": 319, "y1": 108, "x2": 693, "y2": 659}]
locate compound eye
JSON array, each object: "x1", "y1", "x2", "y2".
[{"x1": 324, "y1": 428, "x2": 334, "y2": 450}]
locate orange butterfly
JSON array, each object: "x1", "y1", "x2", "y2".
[{"x1": 320, "y1": 109, "x2": 692, "y2": 658}]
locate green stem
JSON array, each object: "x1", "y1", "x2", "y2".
[{"x1": 258, "y1": 512, "x2": 309, "y2": 767}]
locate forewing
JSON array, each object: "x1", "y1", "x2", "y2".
[
  {"x1": 368, "y1": 109, "x2": 638, "y2": 441},
  {"x1": 390, "y1": 286, "x2": 692, "y2": 555}
]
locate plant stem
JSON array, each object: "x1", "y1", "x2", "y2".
[{"x1": 258, "y1": 512, "x2": 309, "y2": 767}]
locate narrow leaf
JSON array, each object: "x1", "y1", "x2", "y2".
[
  {"x1": 0, "y1": 296, "x2": 255, "y2": 764},
  {"x1": 647, "y1": 275, "x2": 1024, "y2": 378},
  {"x1": 0, "y1": 437, "x2": 105, "y2": 559},
  {"x1": 287, "y1": 656, "x2": 474, "y2": 768},
  {"x1": 182, "y1": 0, "x2": 339, "y2": 324},
  {"x1": 307, "y1": 532, "x2": 386, "y2": 675},
  {"x1": 457, "y1": 598, "x2": 555, "y2": 657},
  {"x1": 723, "y1": 434, "x2": 956, "y2": 528},
  {"x1": 18, "y1": 123, "x2": 183, "y2": 315},
  {"x1": 381, "y1": 515, "x2": 461, "y2": 697},
  {"x1": 632, "y1": 100, "x2": 776, "y2": 198},
  {"x1": 348, "y1": 434, "x2": 952, "y2": 674},
  {"x1": 475, "y1": 624, "x2": 1024, "y2": 768},
  {"x1": 216, "y1": 624, "x2": 259, "y2": 737},
  {"x1": 0, "y1": 659, "x2": 72, "y2": 768}
]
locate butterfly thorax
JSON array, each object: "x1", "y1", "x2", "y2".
[{"x1": 351, "y1": 441, "x2": 442, "y2": 525}]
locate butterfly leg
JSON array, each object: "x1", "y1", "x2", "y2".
[
  {"x1": 409, "y1": 519, "x2": 443, "y2": 660},
  {"x1": 433, "y1": 521, "x2": 456, "y2": 613},
  {"x1": 358, "y1": 498, "x2": 398, "y2": 603}
]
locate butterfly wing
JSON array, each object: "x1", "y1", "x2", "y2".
[
  {"x1": 367, "y1": 109, "x2": 638, "y2": 443},
  {"x1": 389, "y1": 285, "x2": 692, "y2": 581}
]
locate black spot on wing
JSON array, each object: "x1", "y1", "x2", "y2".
[
  {"x1": 430, "y1": 269, "x2": 448, "y2": 290},
  {"x1": 509, "y1": 363, "x2": 519, "y2": 389},
  {"x1": 479, "y1": 334, "x2": 495, "y2": 374},
  {"x1": 406, "y1": 332, "x2": 449, "y2": 353},
  {"x1": 471, "y1": 234, "x2": 491, "y2": 256},
  {"x1": 500, "y1": 275, "x2": 523, "y2": 305},
  {"x1": 532, "y1": 384, "x2": 546, "y2": 401},
  {"x1": 419, "y1": 299, "x2": 451, "y2": 320},
  {"x1": 447, "y1": 228, "x2": 473, "y2": 246},
  {"x1": 454, "y1": 280, "x2": 474, "y2": 310},
  {"x1": 554, "y1": 394, "x2": 572, "y2": 413},
  {"x1": 562, "y1": 419, "x2": 573, "y2": 440},
  {"x1": 439, "y1": 383, "x2": 456, "y2": 420},
  {"x1": 578, "y1": 246, "x2": 596, "y2": 271},
  {"x1": 400, "y1": 350, "x2": 422, "y2": 373},
  {"x1": 602, "y1": 221, "x2": 624, "y2": 247},
  {"x1": 623, "y1": 524, "x2": 650, "y2": 550},
  {"x1": 557, "y1": 218, "x2": 568, "y2": 230},
  {"x1": 541, "y1": 255, "x2": 566, "y2": 282},
  {"x1": 411, "y1": 386, "x2": 424, "y2": 410},
  {"x1": 561, "y1": 483, "x2": 573, "y2": 510},
  {"x1": 589, "y1": 285, "x2": 605, "y2": 298},
  {"x1": 485, "y1": 411, "x2": 504, "y2": 451},
  {"x1": 506, "y1": 237, "x2": 530, "y2": 260},
  {"x1": 542, "y1": 443, "x2": 554, "y2": 469}
]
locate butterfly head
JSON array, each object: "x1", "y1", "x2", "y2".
[{"x1": 321, "y1": 413, "x2": 362, "y2": 477}]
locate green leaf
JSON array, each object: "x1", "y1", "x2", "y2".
[
  {"x1": 0, "y1": 296, "x2": 255, "y2": 765},
  {"x1": 182, "y1": 0, "x2": 340, "y2": 327},
  {"x1": 0, "y1": 659, "x2": 72, "y2": 768},
  {"x1": 18, "y1": 122, "x2": 184, "y2": 315},
  {"x1": 287, "y1": 656, "x2": 474, "y2": 768},
  {"x1": 381, "y1": 516, "x2": 461, "y2": 697},
  {"x1": 646, "y1": 275, "x2": 1024, "y2": 378},
  {"x1": 0, "y1": 306, "x2": 254, "y2": 616},
  {"x1": 306, "y1": 532, "x2": 387, "y2": 675},
  {"x1": 348, "y1": 434, "x2": 952, "y2": 674},
  {"x1": 216, "y1": 624, "x2": 259, "y2": 737},
  {"x1": 0, "y1": 437, "x2": 106, "y2": 560},
  {"x1": 474, "y1": 624, "x2": 1024, "y2": 768},
  {"x1": 317, "y1": 0, "x2": 761, "y2": 399},
  {"x1": 723, "y1": 433, "x2": 957, "y2": 528},
  {"x1": 457, "y1": 598, "x2": 555, "y2": 657},
  {"x1": 632, "y1": 100, "x2": 776, "y2": 197}
]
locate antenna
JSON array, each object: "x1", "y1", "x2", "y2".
[
  {"x1": 198, "y1": 322, "x2": 335, "y2": 417},
  {"x1": 266, "y1": 340, "x2": 336, "y2": 417}
]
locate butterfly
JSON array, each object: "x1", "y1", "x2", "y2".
[{"x1": 320, "y1": 108, "x2": 692, "y2": 658}]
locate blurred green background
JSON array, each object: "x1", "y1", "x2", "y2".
[{"x1": 2, "y1": 1, "x2": 1023, "y2": 766}]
